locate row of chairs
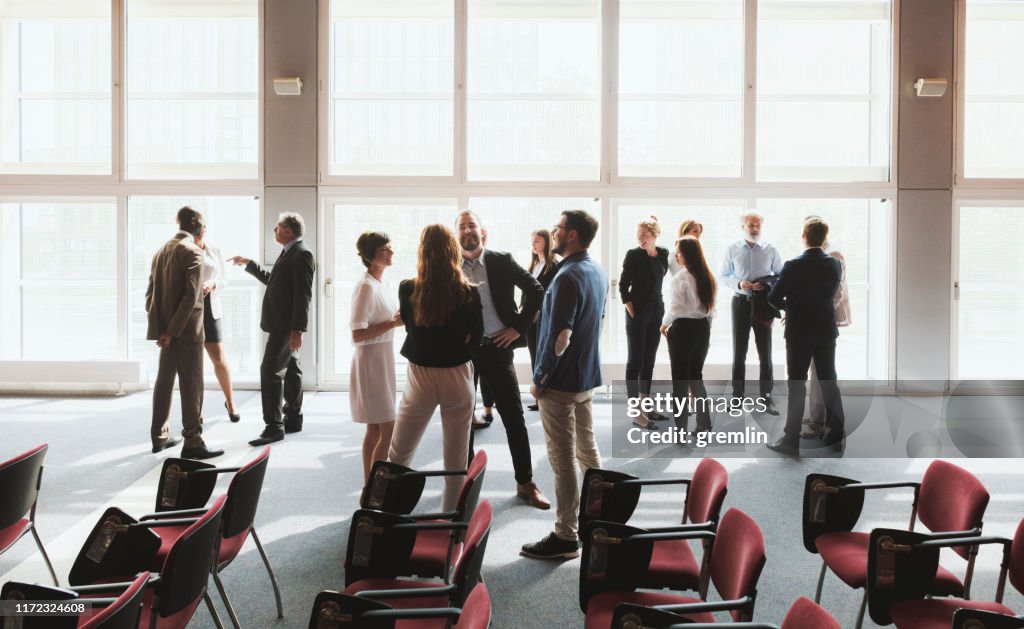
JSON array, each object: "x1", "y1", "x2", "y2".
[
  {"x1": 309, "y1": 451, "x2": 493, "y2": 628},
  {"x1": 0, "y1": 444, "x2": 282, "y2": 629}
]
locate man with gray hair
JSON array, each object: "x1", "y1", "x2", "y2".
[
  {"x1": 231, "y1": 212, "x2": 316, "y2": 445},
  {"x1": 720, "y1": 211, "x2": 783, "y2": 414}
]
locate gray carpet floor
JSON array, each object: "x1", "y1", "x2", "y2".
[{"x1": 1, "y1": 392, "x2": 1023, "y2": 628}]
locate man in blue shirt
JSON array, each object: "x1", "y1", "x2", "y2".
[
  {"x1": 521, "y1": 209, "x2": 608, "y2": 560},
  {"x1": 720, "y1": 211, "x2": 783, "y2": 414}
]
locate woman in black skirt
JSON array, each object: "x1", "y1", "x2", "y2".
[
  {"x1": 661, "y1": 236, "x2": 716, "y2": 432},
  {"x1": 524, "y1": 229, "x2": 558, "y2": 411}
]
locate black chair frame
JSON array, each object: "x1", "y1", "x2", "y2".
[
  {"x1": 309, "y1": 590, "x2": 470, "y2": 629},
  {"x1": 0, "y1": 444, "x2": 58, "y2": 586}
]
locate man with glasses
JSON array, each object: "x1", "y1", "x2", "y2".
[{"x1": 521, "y1": 209, "x2": 608, "y2": 560}]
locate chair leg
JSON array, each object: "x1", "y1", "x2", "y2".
[
  {"x1": 251, "y1": 528, "x2": 284, "y2": 618},
  {"x1": 854, "y1": 590, "x2": 868, "y2": 629},
  {"x1": 204, "y1": 591, "x2": 226, "y2": 629},
  {"x1": 813, "y1": 560, "x2": 827, "y2": 603},
  {"x1": 212, "y1": 569, "x2": 242, "y2": 629},
  {"x1": 30, "y1": 525, "x2": 59, "y2": 586}
]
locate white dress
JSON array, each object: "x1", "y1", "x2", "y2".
[{"x1": 349, "y1": 273, "x2": 399, "y2": 424}]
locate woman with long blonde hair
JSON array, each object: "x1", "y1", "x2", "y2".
[{"x1": 387, "y1": 224, "x2": 483, "y2": 511}]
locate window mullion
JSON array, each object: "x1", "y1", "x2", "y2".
[
  {"x1": 742, "y1": 0, "x2": 757, "y2": 186},
  {"x1": 455, "y1": 0, "x2": 468, "y2": 183}
]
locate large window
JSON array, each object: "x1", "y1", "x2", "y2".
[
  {"x1": 329, "y1": 0, "x2": 454, "y2": 176},
  {"x1": 757, "y1": 0, "x2": 891, "y2": 182},
  {"x1": 0, "y1": 200, "x2": 118, "y2": 359},
  {"x1": 468, "y1": 0, "x2": 602, "y2": 180},
  {"x1": 127, "y1": 196, "x2": 262, "y2": 380},
  {"x1": 956, "y1": 205, "x2": 1024, "y2": 379},
  {"x1": 125, "y1": 0, "x2": 259, "y2": 180},
  {"x1": 0, "y1": 1, "x2": 111, "y2": 175},
  {"x1": 618, "y1": 0, "x2": 743, "y2": 178},
  {"x1": 962, "y1": 1, "x2": 1024, "y2": 180}
]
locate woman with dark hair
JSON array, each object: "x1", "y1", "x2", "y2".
[
  {"x1": 388, "y1": 224, "x2": 482, "y2": 510},
  {"x1": 661, "y1": 236, "x2": 717, "y2": 433},
  {"x1": 186, "y1": 211, "x2": 241, "y2": 423},
  {"x1": 350, "y1": 231, "x2": 402, "y2": 481},
  {"x1": 524, "y1": 228, "x2": 558, "y2": 411},
  {"x1": 619, "y1": 216, "x2": 669, "y2": 427}
]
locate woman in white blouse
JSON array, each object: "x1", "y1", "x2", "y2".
[
  {"x1": 350, "y1": 231, "x2": 402, "y2": 481},
  {"x1": 660, "y1": 236, "x2": 717, "y2": 432},
  {"x1": 193, "y1": 220, "x2": 240, "y2": 421}
]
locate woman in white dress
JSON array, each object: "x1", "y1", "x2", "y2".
[
  {"x1": 189, "y1": 210, "x2": 240, "y2": 421},
  {"x1": 350, "y1": 231, "x2": 402, "y2": 481}
]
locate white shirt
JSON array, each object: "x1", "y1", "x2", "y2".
[
  {"x1": 461, "y1": 249, "x2": 505, "y2": 337},
  {"x1": 663, "y1": 266, "x2": 714, "y2": 325},
  {"x1": 350, "y1": 272, "x2": 398, "y2": 346},
  {"x1": 531, "y1": 260, "x2": 545, "y2": 279}
]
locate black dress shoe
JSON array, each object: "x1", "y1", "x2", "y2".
[
  {"x1": 225, "y1": 401, "x2": 241, "y2": 423},
  {"x1": 284, "y1": 416, "x2": 303, "y2": 433},
  {"x1": 181, "y1": 445, "x2": 225, "y2": 460},
  {"x1": 763, "y1": 397, "x2": 780, "y2": 416},
  {"x1": 766, "y1": 438, "x2": 799, "y2": 456},
  {"x1": 249, "y1": 430, "x2": 285, "y2": 446},
  {"x1": 822, "y1": 430, "x2": 846, "y2": 452},
  {"x1": 527, "y1": 404, "x2": 539, "y2": 412},
  {"x1": 152, "y1": 438, "x2": 181, "y2": 453}
]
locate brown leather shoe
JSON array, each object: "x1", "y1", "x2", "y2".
[{"x1": 517, "y1": 482, "x2": 551, "y2": 510}]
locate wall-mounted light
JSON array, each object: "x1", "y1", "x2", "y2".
[
  {"x1": 273, "y1": 77, "x2": 303, "y2": 96},
  {"x1": 914, "y1": 78, "x2": 947, "y2": 97}
]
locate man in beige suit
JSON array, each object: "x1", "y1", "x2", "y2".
[{"x1": 146, "y1": 207, "x2": 223, "y2": 460}]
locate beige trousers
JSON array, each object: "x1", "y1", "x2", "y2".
[
  {"x1": 538, "y1": 388, "x2": 602, "y2": 541},
  {"x1": 388, "y1": 361, "x2": 475, "y2": 511},
  {"x1": 151, "y1": 339, "x2": 205, "y2": 449}
]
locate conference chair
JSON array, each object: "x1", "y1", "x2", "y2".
[
  {"x1": 0, "y1": 443, "x2": 59, "y2": 585},
  {"x1": 610, "y1": 596, "x2": 840, "y2": 629},
  {"x1": 580, "y1": 458, "x2": 728, "y2": 596},
  {"x1": 866, "y1": 518, "x2": 1024, "y2": 629},
  {"x1": 803, "y1": 460, "x2": 990, "y2": 628},
  {"x1": 1, "y1": 570, "x2": 150, "y2": 629},
  {"x1": 580, "y1": 508, "x2": 766, "y2": 629},
  {"x1": 308, "y1": 581, "x2": 491, "y2": 629}
]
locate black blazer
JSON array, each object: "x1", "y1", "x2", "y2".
[
  {"x1": 767, "y1": 248, "x2": 842, "y2": 343},
  {"x1": 478, "y1": 250, "x2": 544, "y2": 349},
  {"x1": 619, "y1": 246, "x2": 669, "y2": 313},
  {"x1": 245, "y1": 240, "x2": 316, "y2": 334},
  {"x1": 398, "y1": 281, "x2": 483, "y2": 367}
]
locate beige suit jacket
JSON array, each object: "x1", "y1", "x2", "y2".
[{"x1": 146, "y1": 231, "x2": 205, "y2": 342}]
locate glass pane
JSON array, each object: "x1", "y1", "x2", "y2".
[
  {"x1": 618, "y1": 0, "x2": 743, "y2": 177},
  {"x1": 0, "y1": 201, "x2": 118, "y2": 359},
  {"x1": 329, "y1": 0, "x2": 454, "y2": 176},
  {"x1": 964, "y1": 1, "x2": 1024, "y2": 179},
  {"x1": 958, "y1": 206, "x2": 1024, "y2": 378},
  {"x1": 757, "y1": 0, "x2": 891, "y2": 182},
  {"x1": 0, "y1": 3, "x2": 111, "y2": 175},
  {"x1": 468, "y1": 0, "x2": 601, "y2": 180},
  {"x1": 127, "y1": 196, "x2": 262, "y2": 381},
  {"x1": 125, "y1": 1, "x2": 259, "y2": 179}
]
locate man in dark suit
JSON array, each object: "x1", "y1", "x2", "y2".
[
  {"x1": 231, "y1": 212, "x2": 316, "y2": 446},
  {"x1": 766, "y1": 217, "x2": 846, "y2": 456},
  {"x1": 147, "y1": 207, "x2": 223, "y2": 459},
  {"x1": 457, "y1": 210, "x2": 551, "y2": 510}
]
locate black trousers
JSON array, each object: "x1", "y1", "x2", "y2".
[
  {"x1": 468, "y1": 343, "x2": 534, "y2": 485},
  {"x1": 625, "y1": 303, "x2": 664, "y2": 399},
  {"x1": 527, "y1": 321, "x2": 540, "y2": 370},
  {"x1": 783, "y1": 338, "x2": 845, "y2": 442},
  {"x1": 730, "y1": 295, "x2": 773, "y2": 398},
  {"x1": 260, "y1": 331, "x2": 304, "y2": 431},
  {"x1": 667, "y1": 317, "x2": 712, "y2": 430},
  {"x1": 476, "y1": 373, "x2": 494, "y2": 409}
]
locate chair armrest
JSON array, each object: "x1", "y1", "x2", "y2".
[
  {"x1": 629, "y1": 530, "x2": 716, "y2": 543},
  {"x1": 837, "y1": 481, "x2": 920, "y2": 492},
  {"x1": 362, "y1": 607, "x2": 462, "y2": 621},
  {"x1": 401, "y1": 470, "x2": 467, "y2": 479},
  {"x1": 641, "y1": 522, "x2": 715, "y2": 535},
  {"x1": 139, "y1": 508, "x2": 208, "y2": 521},
  {"x1": 923, "y1": 528, "x2": 983, "y2": 540},
  {"x1": 408, "y1": 511, "x2": 459, "y2": 521},
  {"x1": 188, "y1": 466, "x2": 241, "y2": 477},
  {"x1": 668, "y1": 624, "x2": 778, "y2": 629},
  {"x1": 618, "y1": 478, "x2": 692, "y2": 488},
  {"x1": 917, "y1": 535, "x2": 1009, "y2": 550},
  {"x1": 71, "y1": 574, "x2": 160, "y2": 594},
  {"x1": 354, "y1": 583, "x2": 456, "y2": 600},
  {"x1": 130, "y1": 518, "x2": 200, "y2": 529},
  {"x1": 655, "y1": 596, "x2": 752, "y2": 615},
  {"x1": 392, "y1": 522, "x2": 468, "y2": 533}
]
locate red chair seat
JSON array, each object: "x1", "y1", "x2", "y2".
[
  {"x1": 890, "y1": 598, "x2": 1014, "y2": 629},
  {"x1": 408, "y1": 527, "x2": 463, "y2": 577},
  {"x1": 343, "y1": 577, "x2": 452, "y2": 610},
  {"x1": 642, "y1": 539, "x2": 701, "y2": 590},
  {"x1": 816, "y1": 532, "x2": 963, "y2": 594},
  {"x1": 0, "y1": 519, "x2": 29, "y2": 552},
  {"x1": 584, "y1": 591, "x2": 712, "y2": 629},
  {"x1": 151, "y1": 524, "x2": 249, "y2": 571}
]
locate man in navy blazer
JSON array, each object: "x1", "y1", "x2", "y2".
[{"x1": 765, "y1": 218, "x2": 846, "y2": 455}]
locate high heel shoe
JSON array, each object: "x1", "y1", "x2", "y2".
[{"x1": 225, "y1": 401, "x2": 241, "y2": 423}]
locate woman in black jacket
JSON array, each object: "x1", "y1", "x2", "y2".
[
  {"x1": 619, "y1": 216, "x2": 669, "y2": 427},
  {"x1": 524, "y1": 229, "x2": 558, "y2": 411}
]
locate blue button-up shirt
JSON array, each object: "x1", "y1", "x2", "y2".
[
  {"x1": 719, "y1": 239, "x2": 783, "y2": 296},
  {"x1": 533, "y1": 251, "x2": 608, "y2": 393}
]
